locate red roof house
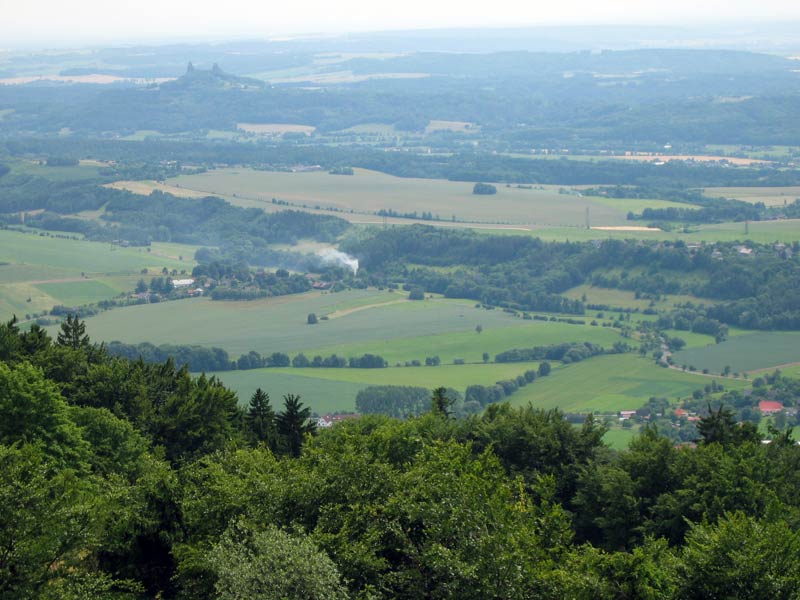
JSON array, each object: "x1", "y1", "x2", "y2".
[{"x1": 759, "y1": 400, "x2": 783, "y2": 415}]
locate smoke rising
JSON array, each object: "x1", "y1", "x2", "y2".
[{"x1": 317, "y1": 249, "x2": 359, "y2": 274}]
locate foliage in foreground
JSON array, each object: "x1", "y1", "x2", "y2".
[{"x1": 2, "y1": 316, "x2": 800, "y2": 598}]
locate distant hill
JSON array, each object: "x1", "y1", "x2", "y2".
[{"x1": 162, "y1": 62, "x2": 265, "y2": 91}]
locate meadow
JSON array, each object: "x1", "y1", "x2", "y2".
[
  {"x1": 161, "y1": 167, "x2": 688, "y2": 227},
  {"x1": 0, "y1": 229, "x2": 196, "y2": 320},
  {"x1": 210, "y1": 353, "x2": 738, "y2": 417},
  {"x1": 672, "y1": 331, "x2": 800, "y2": 374},
  {"x1": 73, "y1": 290, "x2": 623, "y2": 360},
  {"x1": 562, "y1": 284, "x2": 708, "y2": 312},
  {"x1": 7, "y1": 158, "x2": 102, "y2": 181},
  {"x1": 212, "y1": 362, "x2": 540, "y2": 414},
  {"x1": 507, "y1": 354, "x2": 748, "y2": 413},
  {"x1": 603, "y1": 427, "x2": 640, "y2": 450}
]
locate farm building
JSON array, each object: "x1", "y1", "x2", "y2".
[
  {"x1": 759, "y1": 400, "x2": 783, "y2": 415},
  {"x1": 172, "y1": 278, "x2": 196, "y2": 288},
  {"x1": 316, "y1": 413, "x2": 360, "y2": 428},
  {"x1": 619, "y1": 410, "x2": 637, "y2": 420}
]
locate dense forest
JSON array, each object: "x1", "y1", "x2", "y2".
[
  {"x1": 19, "y1": 191, "x2": 350, "y2": 249},
  {"x1": 346, "y1": 225, "x2": 800, "y2": 330},
  {"x1": 3, "y1": 316, "x2": 800, "y2": 598},
  {"x1": 3, "y1": 50, "x2": 800, "y2": 146},
  {"x1": 5, "y1": 139, "x2": 800, "y2": 189}
]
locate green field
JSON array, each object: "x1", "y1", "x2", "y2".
[
  {"x1": 8, "y1": 158, "x2": 102, "y2": 182},
  {"x1": 563, "y1": 284, "x2": 708, "y2": 312},
  {"x1": 661, "y1": 329, "x2": 718, "y2": 348},
  {"x1": 35, "y1": 280, "x2": 120, "y2": 306},
  {"x1": 0, "y1": 229, "x2": 197, "y2": 320},
  {"x1": 507, "y1": 354, "x2": 746, "y2": 413},
  {"x1": 162, "y1": 167, "x2": 688, "y2": 227},
  {"x1": 603, "y1": 427, "x2": 640, "y2": 450},
  {"x1": 212, "y1": 362, "x2": 539, "y2": 413},
  {"x1": 0, "y1": 230, "x2": 191, "y2": 276},
  {"x1": 672, "y1": 331, "x2": 800, "y2": 374},
  {"x1": 73, "y1": 290, "x2": 623, "y2": 361},
  {"x1": 212, "y1": 354, "x2": 743, "y2": 417}
]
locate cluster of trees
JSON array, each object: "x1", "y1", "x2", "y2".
[
  {"x1": 209, "y1": 274, "x2": 311, "y2": 301},
  {"x1": 107, "y1": 341, "x2": 232, "y2": 371},
  {"x1": 0, "y1": 175, "x2": 123, "y2": 215},
  {"x1": 24, "y1": 190, "x2": 350, "y2": 253},
  {"x1": 472, "y1": 182, "x2": 497, "y2": 195},
  {"x1": 376, "y1": 208, "x2": 442, "y2": 221},
  {"x1": 632, "y1": 199, "x2": 763, "y2": 224},
  {"x1": 657, "y1": 309, "x2": 729, "y2": 341},
  {"x1": 355, "y1": 385, "x2": 463, "y2": 418},
  {"x1": 4, "y1": 316, "x2": 800, "y2": 599},
  {"x1": 495, "y1": 341, "x2": 608, "y2": 364},
  {"x1": 464, "y1": 367, "x2": 541, "y2": 409},
  {"x1": 105, "y1": 339, "x2": 391, "y2": 374},
  {"x1": 345, "y1": 225, "x2": 588, "y2": 314}
]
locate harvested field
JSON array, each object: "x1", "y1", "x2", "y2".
[
  {"x1": 591, "y1": 226, "x2": 661, "y2": 232},
  {"x1": 236, "y1": 123, "x2": 316, "y2": 135},
  {"x1": 617, "y1": 154, "x2": 769, "y2": 166},
  {"x1": 425, "y1": 120, "x2": 479, "y2": 133}
]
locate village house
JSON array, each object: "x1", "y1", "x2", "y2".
[
  {"x1": 171, "y1": 278, "x2": 196, "y2": 288},
  {"x1": 759, "y1": 400, "x2": 784, "y2": 415}
]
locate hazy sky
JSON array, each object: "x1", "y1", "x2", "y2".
[{"x1": 3, "y1": 0, "x2": 800, "y2": 47}]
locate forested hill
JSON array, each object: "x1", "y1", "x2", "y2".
[
  {"x1": 20, "y1": 191, "x2": 350, "y2": 248},
  {"x1": 161, "y1": 62, "x2": 266, "y2": 91},
  {"x1": 2, "y1": 48, "x2": 800, "y2": 144},
  {"x1": 346, "y1": 226, "x2": 800, "y2": 329},
  {"x1": 3, "y1": 315, "x2": 800, "y2": 598}
]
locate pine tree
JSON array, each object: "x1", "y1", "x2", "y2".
[
  {"x1": 246, "y1": 388, "x2": 276, "y2": 447},
  {"x1": 276, "y1": 394, "x2": 316, "y2": 457},
  {"x1": 431, "y1": 387, "x2": 454, "y2": 418},
  {"x1": 56, "y1": 315, "x2": 90, "y2": 350}
]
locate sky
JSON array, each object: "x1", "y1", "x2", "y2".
[{"x1": 2, "y1": 0, "x2": 800, "y2": 47}]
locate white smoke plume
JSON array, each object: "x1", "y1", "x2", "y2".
[{"x1": 317, "y1": 249, "x2": 359, "y2": 274}]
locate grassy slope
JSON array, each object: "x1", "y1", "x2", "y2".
[
  {"x1": 0, "y1": 229, "x2": 196, "y2": 320},
  {"x1": 75, "y1": 291, "x2": 624, "y2": 360},
  {"x1": 672, "y1": 331, "x2": 800, "y2": 374},
  {"x1": 563, "y1": 284, "x2": 709, "y2": 312},
  {"x1": 507, "y1": 354, "x2": 747, "y2": 413}
]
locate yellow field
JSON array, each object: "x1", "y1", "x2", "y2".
[
  {"x1": 618, "y1": 154, "x2": 768, "y2": 166},
  {"x1": 425, "y1": 120, "x2": 479, "y2": 134},
  {"x1": 105, "y1": 180, "x2": 208, "y2": 198},
  {"x1": 236, "y1": 123, "x2": 316, "y2": 135},
  {"x1": 702, "y1": 186, "x2": 800, "y2": 206},
  {"x1": 0, "y1": 75, "x2": 172, "y2": 85}
]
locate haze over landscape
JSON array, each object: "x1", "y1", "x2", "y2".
[
  {"x1": 3, "y1": 1, "x2": 800, "y2": 46},
  {"x1": 3, "y1": 2, "x2": 800, "y2": 598}
]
